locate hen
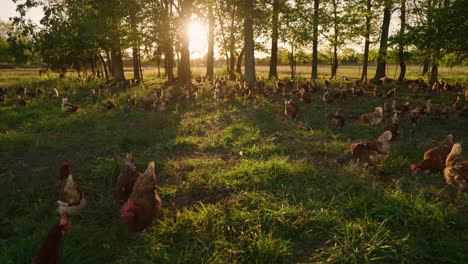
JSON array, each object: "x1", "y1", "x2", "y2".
[
  {"x1": 444, "y1": 143, "x2": 468, "y2": 191},
  {"x1": 410, "y1": 134, "x2": 454, "y2": 174},
  {"x1": 32, "y1": 215, "x2": 71, "y2": 264},
  {"x1": 115, "y1": 153, "x2": 140, "y2": 201},
  {"x1": 360, "y1": 107, "x2": 384, "y2": 126},
  {"x1": 284, "y1": 99, "x2": 299, "y2": 121},
  {"x1": 120, "y1": 161, "x2": 161, "y2": 232},
  {"x1": 329, "y1": 109, "x2": 345, "y2": 130},
  {"x1": 383, "y1": 113, "x2": 399, "y2": 141},
  {"x1": 350, "y1": 131, "x2": 393, "y2": 166},
  {"x1": 61, "y1": 98, "x2": 80, "y2": 112},
  {"x1": 55, "y1": 161, "x2": 86, "y2": 216}
]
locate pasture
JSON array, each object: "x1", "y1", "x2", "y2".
[{"x1": 0, "y1": 66, "x2": 467, "y2": 263}]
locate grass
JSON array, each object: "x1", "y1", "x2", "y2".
[{"x1": 0, "y1": 66, "x2": 467, "y2": 263}]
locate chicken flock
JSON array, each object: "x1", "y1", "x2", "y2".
[{"x1": 2, "y1": 75, "x2": 467, "y2": 263}]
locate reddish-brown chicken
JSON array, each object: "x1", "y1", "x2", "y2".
[
  {"x1": 120, "y1": 161, "x2": 161, "y2": 232},
  {"x1": 61, "y1": 98, "x2": 80, "y2": 112},
  {"x1": 410, "y1": 134, "x2": 454, "y2": 174},
  {"x1": 444, "y1": 143, "x2": 468, "y2": 191},
  {"x1": 32, "y1": 215, "x2": 71, "y2": 264},
  {"x1": 284, "y1": 99, "x2": 299, "y2": 120},
  {"x1": 115, "y1": 153, "x2": 140, "y2": 201},
  {"x1": 360, "y1": 107, "x2": 384, "y2": 126},
  {"x1": 55, "y1": 161, "x2": 86, "y2": 216},
  {"x1": 383, "y1": 113, "x2": 399, "y2": 141},
  {"x1": 350, "y1": 131, "x2": 393, "y2": 166},
  {"x1": 329, "y1": 109, "x2": 345, "y2": 130}
]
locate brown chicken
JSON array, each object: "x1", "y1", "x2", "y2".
[
  {"x1": 383, "y1": 113, "x2": 399, "y2": 141},
  {"x1": 120, "y1": 161, "x2": 161, "y2": 232},
  {"x1": 329, "y1": 109, "x2": 345, "y2": 130},
  {"x1": 299, "y1": 88, "x2": 312, "y2": 104},
  {"x1": 105, "y1": 100, "x2": 116, "y2": 110},
  {"x1": 115, "y1": 153, "x2": 140, "y2": 201},
  {"x1": 410, "y1": 134, "x2": 454, "y2": 174},
  {"x1": 284, "y1": 99, "x2": 299, "y2": 120},
  {"x1": 452, "y1": 96, "x2": 463, "y2": 112},
  {"x1": 55, "y1": 161, "x2": 86, "y2": 216},
  {"x1": 128, "y1": 93, "x2": 137, "y2": 107},
  {"x1": 17, "y1": 96, "x2": 27, "y2": 107},
  {"x1": 360, "y1": 107, "x2": 384, "y2": 126},
  {"x1": 444, "y1": 143, "x2": 468, "y2": 191},
  {"x1": 32, "y1": 215, "x2": 71, "y2": 264},
  {"x1": 61, "y1": 98, "x2": 80, "y2": 112},
  {"x1": 350, "y1": 131, "x2": 393, "y2": 166}
]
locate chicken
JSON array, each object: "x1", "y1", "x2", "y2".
[
  {"x1": 17, "y1": 96, "x2": 27, "y2": 107},
  {"x1": 410, "y1": 134, "x2": 454, "y2": 174},
  {"x1": 299, "y1": 88, "x2": 311, "y2": 104},
  {"x1": 350, "y1": 131, "x2": 393, "y2": 166},
  {"x1": 89, "y1": 89, "x2": 97, "y2": 103},
  {"x1": 284, "y1": 99, "x2": 299, "y2": 120},
  {"x1": 24, "y1": 87, "x2": 36, "y2": 98},
  {"x1": 352, "y1": 87, "x2": 364, "y2": 96},
  {"x1": 115, "y1": 153, "x2": 140, "y2": 201},
  {"x1": 409, "y1": 106, "x2": 424, "y2": 126},
  {"x1": 425, "y1": 99, "x2": 449, "y2": 120},
  {"x1": 444, "y1": 143, "x2": 468, "y2": 191},
  {"x1": 392, "y1": 100, "x2": 410, "y2": 114},
  {"x1": 105, "y1": 100, "x2": 116, "y2": 110},
  {"x1": 140, "y1": 93, "x2": 157, "y2": 111},
  {"x1": 384, "y1": 88, "x2": 396, "y2": 99},
  {"x1": 329, "y1": 108, "x2": 345, "y2": 130},
  {"x1": 128, "y1": 93, "x2": 137, "y2": 107},
  {"x1": 373, "y1": 86, "x2": 382, "y2": 97},
  {"x1": 382, "y1": 113, "x2": 399, "y2": 141},
  {"x1": 452, "y1": 96, "x2": 463, "y2": 113},
  {"x1": 120, "y1": 161, "x2": 161, "y2": 232},
  {"x1": 32, "y1": 215, "x2": 71, "y2": 264},
  {"x1": 61, "y1": 98, "x2": 80, "y2": 112},
  {"x1": 49, "y1": 88, "x2": 59, "y2": 98},
  {"x1": 55, "y1": 161, "x2": 86, "y2": 216},
  {"x1": 360, "y1": 107, "x2": 384, "y2": 126}
]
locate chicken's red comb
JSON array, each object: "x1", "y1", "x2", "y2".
[
  {"x1": 410, "y1": 164, "x2": 417, "y2": 172},
  {"x1": 76, "y1": 105, "x2": 80, "y2": 109},
  {"x1": 62, "y1": 160, "x2": 70, "y2": 166},
  {"x1": 60, "y1": 215, "x2": 70, "y2": 225},
  {"x1": 120, "y1": 202, "x2": 135, "y2": 223}
]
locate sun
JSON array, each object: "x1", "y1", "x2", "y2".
[{"x1": 188, "y1": 21, "x2": 208, "y2": 59}]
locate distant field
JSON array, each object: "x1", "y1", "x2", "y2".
[{"x1": 1, "y1": 64, "x2": 467, "y2": 88}]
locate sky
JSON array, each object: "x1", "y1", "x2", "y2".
[{"x1": 0, "y1": 0, "x2": 43, "y2": 23}]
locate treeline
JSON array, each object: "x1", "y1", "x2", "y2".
[{"x1": 4, "y1": 0, "x2": 468, "y2": 84}]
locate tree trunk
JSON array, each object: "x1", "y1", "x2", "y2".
[
  {"x1": 179, "y1": 0, "x2": 193, "y2": 84},
  {"x1": 289, "y1": 46, "x2": 295, "y2": 79},
  {"x1": 132, "y1": 47, "x2": 140, "y2": 81},
  {"x1": 206, "y1": 4, "x2": 215, "y2": 77},
  {"x1": 430, "y1": 62, "x2": 438, "y2": 84},
  {"x1": 422, "y1": 58, "x2": 430, "y2": 75},
  {"x1": 397, "y1": 0, "x2": 407, "y2": 82},
  {"x1": 99, "y1": 54, "x2": 109, "y2": 80},
  {"x1": 105, "y1": 50, "x2": 113, "y2": 77},
  {"x1": 111, "y1": 46, "x2": 125, "y2": 82},
  {"x1": 244, "y1": 0, "x2": 256, "y2": 85},
  {"x1": 361, "y1": 0, "x2": 371, "y2": 82},
  {"x1": 374, "y1": 1, "x2": 392, "y2": 81},
  {"x1": 268, "y1": 0, "x2": 279, "y2": 79},
  {"x1": 236, "y1": 46, "x2": 245, "y2": 74},
  {"x1": 139, "y1": 51, "x2": 143, "y2": 82},
  {"x1": 331, "y1": 47, "x2": 338, "y2": 79},
  {"x1": 228, "y1": 7, "x2": 236, "y2": 79},
  {"x1": 311, "y1": 0, "x2": 319, "y2": 80}
]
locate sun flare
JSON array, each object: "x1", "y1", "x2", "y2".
[{"x1": 188, "y1": 21, "x2": 208, "y2": 59}]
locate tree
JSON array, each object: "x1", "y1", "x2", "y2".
[
  {"x1": 206, "y1": 1, "x2": 215, "y2": 77},
  {"x1": 179, "y1": 0, "x2": 193, "y2": 84},
  {"x1": 244, "y1": 0, "x2": 256, "y2": 85},
  {"x1": 311, "y1": 0, "x2": 319, "y2": 80},
  {"x1": 268, "y1": 0, "x2": 280, "y2": 79},
  {"x1": 397, "y1": 0, "x2": 407, "y2": 82},
  {"x1": 374, "y1": 0, "x2": 392, "y2": 81}
]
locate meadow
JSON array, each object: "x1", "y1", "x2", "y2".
[{"x1": 0, "y1": 65, "x2": 467, "y2": 263}]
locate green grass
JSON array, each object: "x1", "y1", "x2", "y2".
[{"x1": 0, "y1": 67, "x2": 467, "y2": 263}]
